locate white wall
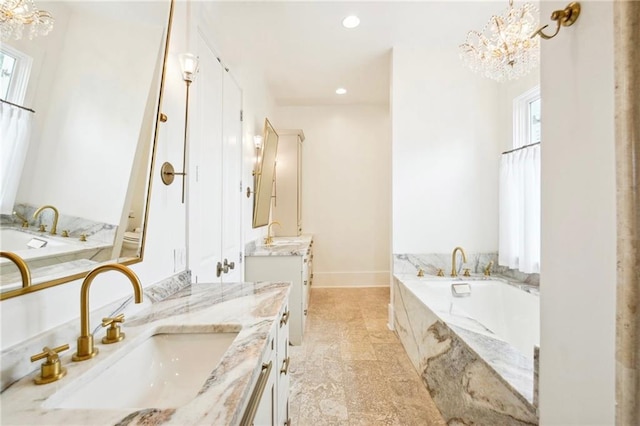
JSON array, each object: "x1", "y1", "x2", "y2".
[
  {"x1": 275, "y1": 105, "x2": 391, "y2": 287},
  {"x1": 539, "y1": 1, "x2": 616, "y2": 424},
  {"x1": 391, "y1": 46, "x2": 501, "y2": 254}
]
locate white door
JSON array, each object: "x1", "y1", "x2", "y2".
[
  {"x1": 220, "y1": 72, "x2": 242, "y2": 282},
  {"x1": 188, "y1": 31, "x2": 223, "y2": 283}
]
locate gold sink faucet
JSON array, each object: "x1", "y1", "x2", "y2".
[
  {"x1": 264, "y1": 221, "x2": 281, "y2": 246},
  {"x1": 33, "y1": 205, "x2": 59, "y2": 235},
  {"x1": 0, "y1": 251, "x2": 31, "y2": 288},
  {"x1": 72, "y1": 263, "x2": 143, "y2": 362},
  {"x1": 451, "y1": 246, "x2": 467, "y2": 277}
]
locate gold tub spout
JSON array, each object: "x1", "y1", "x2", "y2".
[
  {"x1": 33, "y1": 205, "x2": 59, "y2": 235},
  {"x1": 72, "y1": 263, "x2": 143, "y2": 362},
  {"x1": 451, "y1": 246, "x2": 468, "y2": 277},
  {"x1": 0, "y1": 251, "x2": 31, "y2": 288}
]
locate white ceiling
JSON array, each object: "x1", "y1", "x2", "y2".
[{"x1": 202, "y1": 1, "x2": 506, "y2": 106}]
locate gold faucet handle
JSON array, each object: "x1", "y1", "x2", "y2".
[
  {"x1": 30, "y1": 344, "x2": 69, "y2": 385},
  {"x1": 437, "y1": 269, "x2": 445, "y2": 277},
  {"x1": 79, "y1": 233, "x2": 87, "y2": 242},
  {"x1": 484, "y1": 261, "x2": 494, "y2": 276},
  {"x1": 61, "y1": 230, "x2": 69, "y2": 237},
  {"x1": 463, "y1": 268, "x2": 471, "y2": 277},
  {"x1": 417, "y1": 268, "x2": 425, "y2": 277},
  {"x1": 101, "y1": 314, "x2": 125, "y2": 344},
  {"x1": 38, "y1": 224, "x2": 47, "y2": 232}
]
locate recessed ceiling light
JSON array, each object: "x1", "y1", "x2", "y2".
[
  {"x1": 336, "y1": 88, "x2": 347, "y2": 95},
  {"x1": 342, "y1": 15, "x2": 360, "y2": 29}
]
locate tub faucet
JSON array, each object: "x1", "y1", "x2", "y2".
[
  {"x1": 12, "y1": 211, "x2": 29, "y2": 227},
  {"x1": 33, "y1": 205, "x2": 59, "y2": 235},
  {"x1": 451, "y1": 246, "x2": 467, "y2": 277},
  {"x1": 0, "y1": 251, "x2": 31, "y2": 288},
  {"x1": 72, "y1": 263, "x2": 143, "y2": 362}
]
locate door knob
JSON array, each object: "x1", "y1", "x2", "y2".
[{"x1": 223, "y1": 258, "x2": 235, "y2": 271}]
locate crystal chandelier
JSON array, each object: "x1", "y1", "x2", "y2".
[
  {"x1": 460, "y1": 0, "x2": 539, "y2": 82},
  {"x1": 0, "y1": 0, "x2": 54, "y2": 41}
]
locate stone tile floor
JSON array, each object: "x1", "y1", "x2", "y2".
[{"x1": 288, "y1": 287, "x2": 446, "y2": 425}]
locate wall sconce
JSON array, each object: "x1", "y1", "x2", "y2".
[
  {"x1": 161, "y1": 53, "x2": 200, "y2": 204},
  {"x1": 246, "y1": 134, "x2": 264, "y2": 198},
  {"x1": 532, "y1": 2, "x2": 581, "y2": 40}
]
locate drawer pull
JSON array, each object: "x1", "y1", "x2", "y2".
[
  {"x1": 240, "y1": 361, "x2": 272, "y2": 426},
  {"x1": 280, "y1": 356, "x2": 290, "y2": 375},
  {"x1": 280, "y1": 310, "x2": 290, "y2": 326},
  {"x1": 304, "y1": 280, "x2": 307, "y2": 286}
]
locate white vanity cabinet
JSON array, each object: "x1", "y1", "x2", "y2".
[
  {"x1": 272, "y1": 129, "x2": 305, "y2": 237},
  {"x1": 245, "y1": 238, "x2": 313, "y2": 346},
  {"x1": 251, "y1": 301, "x2": 290, "y2": 426}
]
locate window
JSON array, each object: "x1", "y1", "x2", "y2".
[
  {"x1": 513, "y1": 85, "x2": 541, "y2": 149},
  {"x1": 499, "y1": 85, "x2": 541, "y2": 274},
  {"x1": 0, "y1": 44, "x2": 32, "y2": 105}
]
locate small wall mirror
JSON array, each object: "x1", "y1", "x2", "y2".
[
  {"x1": 0, "y1": 0, "x2": 174, "y2": 300},
  {"x1": 252, "y1": 118, "x2": 279, "y2": 228}
]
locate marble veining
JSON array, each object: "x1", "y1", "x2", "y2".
[
  {"x1": 245, "y1": 235, "x2": 312, "y2": 257},
  {"x1": 1, "y1": 278, "x2": 290, "y2": 425},
  {"x1": 393, "y1": 276, "x2": 538, "y2": 425},
  {"x1": 395, "y1": 253, "x2": 539, "y2": 295}
]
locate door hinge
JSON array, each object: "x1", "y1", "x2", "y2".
[
  {"x1": 240, "y1": 110, "x2": 243, "y2": 121},
  {"x1": 239, "y1": 251, "x2": 243, "y2": 264},
  {"x1": 239, "y1": 180, "x2": 242, "y2": 192}
]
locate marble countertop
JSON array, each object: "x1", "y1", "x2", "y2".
[
  {"x1": 245, "y1": 235, "x2": 313, "y2": 257},
  {"x1": 0, "y1": 281, "x2": 290, "y2": 425}
]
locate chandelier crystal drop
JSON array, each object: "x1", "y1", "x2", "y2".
[
  {"x1": 0, "y1": 0, "x2": 54, "y2": 41},
  {"x1": 460, "y1": 0, "x2": 539, "y2": 82}
]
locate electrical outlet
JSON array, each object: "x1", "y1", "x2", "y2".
[{"x1": 173, "y1": 248, "x2": 186, "y2": 272}]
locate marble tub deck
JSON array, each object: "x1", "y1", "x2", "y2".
[
  {"x1": 1, "y1": 280, "x2": 290, "y2": 425},
  {"x1": 392, "y1": 277, "x2": 538, "y2": 425}
]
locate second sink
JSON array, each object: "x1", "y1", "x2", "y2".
[{"x1": 48, "y1": 331, "x2": 238, "y2": 410}]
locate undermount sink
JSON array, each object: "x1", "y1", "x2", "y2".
[{"x1": 46, "y1": 331, "x2": 238, "y2": 410}]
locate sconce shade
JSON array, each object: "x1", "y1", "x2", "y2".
[
  {"x1": 179, "y1": 53, "x2": 199, "y2": 83},
  {"x1": 254, "y1": 135, "x2": 263, "y2": 149}
]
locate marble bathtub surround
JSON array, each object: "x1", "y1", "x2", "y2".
[
  {"x1": 1, "y1": 278, "x2": 290, "y2": 425},
  {"x1": 392, "y1": 276, "x2": 538, "y2": 425},
  {"x1": 289, "y1": 287, "x2": 446, "y2": 425},
  {"x1": 395, "y1": 253, "x2": 540, "y2": 292},
  {"x1": 245, "y1": 234, "x2": 313, "y2": 257},
  {"x1": 614, "y1": 1, "x2": 640, "y2": 423}
]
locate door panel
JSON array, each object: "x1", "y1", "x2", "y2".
[
  {"x1": 188, "y1": 31, "x2": 223, "y2": 283},
  {"x1": 221, "y1": 72, "x2": 242, "y2": 283}
]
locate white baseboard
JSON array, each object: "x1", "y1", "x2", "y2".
[{"x1": 311, "y1": 271, "x2": 391, "y2": 288}]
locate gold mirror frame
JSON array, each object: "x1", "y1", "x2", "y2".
[
  {"x1": 0, "y1": 0, "x2": 175, "y2": 301},
  {"x1": 252, "y1": 118, "x2": 279, "y2": 228}
]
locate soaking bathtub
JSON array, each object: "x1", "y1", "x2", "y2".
[{"x1": 392, "y1": 276, "x2": 539, "y2": 425}]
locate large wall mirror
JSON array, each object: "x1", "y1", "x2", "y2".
[
  {"x1": 0, "y1": 0, "x2": 174, "y2": 300},
  {"x1": 252, "y1": 118, "x2": 279, "y2": 228}
]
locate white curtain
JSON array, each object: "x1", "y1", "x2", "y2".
[
  {"x1": 499, "y1": 144, "x2": 541, "y2": 273},
  {"x1": 0, "y1": 102, "x2": 33, "y2": 214}
]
